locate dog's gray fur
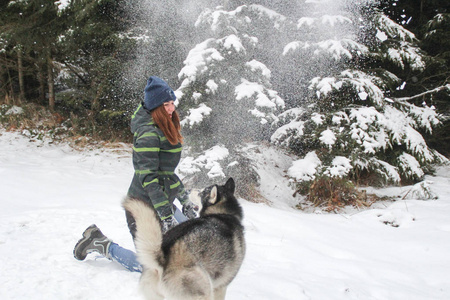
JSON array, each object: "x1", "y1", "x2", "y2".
[{"x1": 123, "y1": 178, "x2": 245, "y2": 300}]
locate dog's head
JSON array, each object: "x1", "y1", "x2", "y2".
[{"x1": 188, "y1": 178, "x2": 243, "y2": 220}]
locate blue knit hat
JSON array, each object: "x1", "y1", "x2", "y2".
[{"x1": 143, "y1": 76, "x2": 176, "y2": 111}]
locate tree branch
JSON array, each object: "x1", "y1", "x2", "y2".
[
  {"x1": 390, "y1": 84, "x2": 450, "y2": 102},
  {"x1": 60, "y1": 60, "x2": 88, "y2": 85}
]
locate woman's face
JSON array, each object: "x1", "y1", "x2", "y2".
[{"x1": 163, "y1": 101, "x2": 175, "y2": 118}]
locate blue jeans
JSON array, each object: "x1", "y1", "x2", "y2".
[
  {"x1": 109, "y1": 242, "x2": 142, "y2": 272},
  {"x1": 109, "y1": 207, "x2": 188, "y2": 272}
]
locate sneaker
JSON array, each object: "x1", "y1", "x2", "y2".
[{"x1": 73, "y1": 224, "x2": 111, "y2": 261}]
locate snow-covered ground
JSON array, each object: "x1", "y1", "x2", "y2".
[{"x1": 1, "y1": 130, "x2": 449, "y2": 300}]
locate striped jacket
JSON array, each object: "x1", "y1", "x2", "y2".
[{"x1": 127, "y1": 103, "x2": 187, "y2": 220}]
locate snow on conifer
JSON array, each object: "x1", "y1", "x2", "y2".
[{"x1": 175, "y1": 1, "x2": 447, "y2": 201}]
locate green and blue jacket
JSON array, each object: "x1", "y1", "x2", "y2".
[{"x1": 127, "y1": 103, "x2": 188, "y2": 220}]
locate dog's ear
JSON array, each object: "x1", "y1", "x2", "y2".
[
  {"x1": 208, "y1": 186, "x2": 218, "y2": 204},
  {"x1": 225, "y1": 178, "x2": 235, "y2": 194}
]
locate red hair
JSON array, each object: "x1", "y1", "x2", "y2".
[{"x1": 151, "y1": 105, "x2": 183, "y2": 145}]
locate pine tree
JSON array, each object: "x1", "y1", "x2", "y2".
[
  {"x1": 269, "y1": 1, "x2": 447, "y2": 193},
  {"x1": 175, "y1": 5, "x2": 287, "y2": 191}
]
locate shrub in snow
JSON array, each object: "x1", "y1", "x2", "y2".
[
  {"x1": 295, "y1": 174, "x2": 369, "y2": 211},
  {"x1": 289, "y1": 152, "x2": 371, "y2": 210}
]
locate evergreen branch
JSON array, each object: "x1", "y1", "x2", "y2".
[
  {"x1": 60, "y1": 60, "x2": 88, "y2": 85},
  {"x1": 390, "y1": 84, "x2": 450, "y2": 102}
]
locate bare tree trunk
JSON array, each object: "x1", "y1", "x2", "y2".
[
  {"x1": 92, "y1": 77, "x2": 105, "y2": 112},
  {"x1": 47, "y1": 56, "x2": 55, "y2": 110},
  {"x1": 36, "y1": 64, "x2": 46, "y2": 105},
  {"x1": 6, "y1": 66, "x2": 15, "y2": 105},
  {"x1": 17, "y1": 47, "x2": 25, "y2": 103},
  {"x1": 92, "y1": 85, "x2": 102, "y2": 112},
  {"x1": 0, "y1": 63, "x2": 4, "y2": 105},
  {"x1": 6, "y1": 89, "x2": 14, "y2": 105}
]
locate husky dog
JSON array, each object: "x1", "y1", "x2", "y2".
[{"x1": 123, "y1": 178, "x2": 245, "y2": 300}]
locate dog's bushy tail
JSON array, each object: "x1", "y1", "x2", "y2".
[{"x1": 122, "y1": 198, "x2": 163, "y2": 273}]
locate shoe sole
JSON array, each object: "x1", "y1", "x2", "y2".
[{"x1": 73, "y1": 224, "x2": 98, "y2": 261}]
